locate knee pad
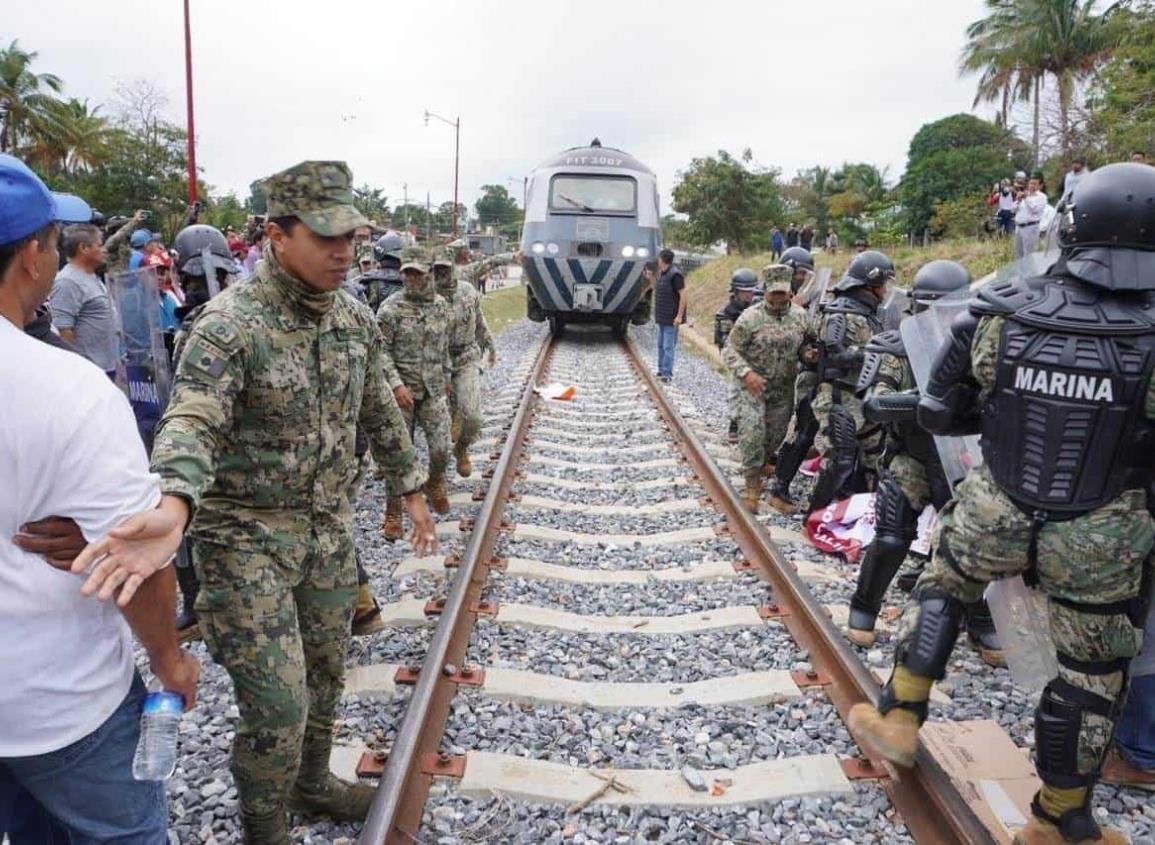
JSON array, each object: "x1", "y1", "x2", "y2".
[
  {"x1": 874, "y1": 473, "x2": 917, "y2": 544},
  {"x1": 897, "y1": 593, "x2": 963, "y2": 680},
  {"x1": 1034, "y1": 678, "x2": 1116, "y2": 788}
]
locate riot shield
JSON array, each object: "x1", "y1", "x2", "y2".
[
  {"x1": 879, "y1": 285, "x2": 910, "y2": 331},
  {"x1": 799, "y1": 267, "x2": 831, "y2": 319},
  {"x1": 107, "y1": 267, "x2": 172, "y2": 445}
]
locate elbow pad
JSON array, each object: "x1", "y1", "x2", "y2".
[{"x1": 864, "y1": 390, "x2": 920, "y2": 424}]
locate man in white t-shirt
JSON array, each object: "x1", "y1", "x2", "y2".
[{"x1": 0, "y1": 154, "x2": 198, "y2": 844}]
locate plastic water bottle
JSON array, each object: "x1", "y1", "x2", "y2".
[{"x1": 132, "y1": 691, "x2": 184, "y2": 781}]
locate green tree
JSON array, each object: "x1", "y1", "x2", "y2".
[
  {"x1": 960, "y1": 0, "x2": 1124, "y2": 159},
  {"x1": 671, "y1": 149, "x2": 784, "y2": 253},
  {"x1": 1090, "y1": 6, "x2": 1155, "y2": 160},
  {"x1": 899, "y1": 113, "x2": 1031, "y2": 234},
  {"x1": 475, "y1": 184, "x2": 520, "y2": 228},
  {"x1": 0, "y1": 39, "x2": 63, "y2": 153},
  {"x1": 352, "y1": 184, "x2": 390, "y2": 223}
]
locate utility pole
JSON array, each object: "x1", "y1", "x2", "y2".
[
  {"x1": 403, "y1": 183, "x2": 409, "y2": 230},
  {"x1": 183, "y1": 0, "x2": 197, "y2": 205},
  {"x1": 426, "y1": 192, "x2": 432, "y2": 243},
  {"x1": 424, "y1": 110, "x2": 461, "y2": 237}
]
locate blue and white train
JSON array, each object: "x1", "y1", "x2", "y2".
[{"x1": 520, "y1": 139, "x2": 661, "y2": 335}]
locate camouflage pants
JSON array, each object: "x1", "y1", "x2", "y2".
[
  {"x1": 389, "y1": 393, "x2": 451, "y2": 490},
  {"x1": 811, "y1": 383, "x2": 884, "y2": 473},
  {"x1": 888, "y1": 453, "x2": 932, "y2": 511},
  {"x1": 192, "y1": 530, "x2": 357, "y2": 818},
  {"x1": 902, "y1": 465, "x2": 1152, "y2": 774},
  {"x1": 735, "y1": 379, "x2": 795, "y2": 473},
  {"x1": 449, "y1": 362, "x2": 483, "y2": 451}
]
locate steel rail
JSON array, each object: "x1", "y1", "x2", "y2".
[
  {"x1": 359, "y1": 332, "x2": 555, "y2": 845},
  {"x1": 622, "y1": 336, "x2": 996, "y2": 845}
]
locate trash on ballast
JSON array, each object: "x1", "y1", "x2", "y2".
[{"x1": 535, "y1": 383, "x2": 577, "y2": 401}]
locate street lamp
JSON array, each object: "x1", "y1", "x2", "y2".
[{"x1": 424, "y1": 109, "x2": 460, "y2": 237}]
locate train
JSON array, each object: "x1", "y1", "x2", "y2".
[{"x1": 520, "y1": 139, "x2": 661, "y2": 336}]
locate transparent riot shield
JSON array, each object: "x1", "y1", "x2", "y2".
[
  {"x1": 107, "y1": 267, "x2": 172, "y2": 445},
  {"x1": 798, "y1": 267, "x2": 831, "y2": 319},
  {"x1": 879, "y1": 285, "x2": 911, "y2": 331}
]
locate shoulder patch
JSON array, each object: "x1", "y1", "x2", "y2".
[{"x1": 181, "y1": 336, "x2": 233, "y2": 381}]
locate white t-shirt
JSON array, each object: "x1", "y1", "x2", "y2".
[{"x1": 0, "y1": 317, "x2": 161, "y2": 756}]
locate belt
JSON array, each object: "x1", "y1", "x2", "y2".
[{"x1": 1017, "y1": 221, "x2": 1039, "y2": 228}]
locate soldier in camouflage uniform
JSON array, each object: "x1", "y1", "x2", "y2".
[
  {"x1": 377, "y1": 251, "x2": 453, "y2": 539},
  {"x1": 723, "y1": 265, "x2": 809, "y2": 511},
  {"x1": 715, "y1": 268, "x2": 761, "y2": 443},
  {"x1": 456, "y1": 250, "x2": 517, "y2": 293},
  {"x1": 148, "y1": 160, "x2": 437, "y2": 844},
  {"x1": 807, "y1": 250, "x2": 892, "y2": 514},
  {"x1": 851, "y1": 164, "x2": 1155, "y2": 845},
  {"x1": 100, "y1": 210, "x2": 147, "y2": 274},
  {"x1": 432, "y1": 250, "x2": 496, "y2": 477},
  {"x1": 846, "y1": 260, "x2": 1002, "y2": 665}
]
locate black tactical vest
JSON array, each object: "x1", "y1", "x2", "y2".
[
  {"x1": 973, "y1": 274, "x2": 1155, "y2": 513},
  {"x1": 819, "y1": 294, "x2": 884, "y2": 386},
  {"x1": 860, "y1": 330, "x2": 942, "y2": 468}
]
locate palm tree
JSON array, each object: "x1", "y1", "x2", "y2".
[
  {"x1": 0, "y1": 39, "x2": 63, "y2": 153},
  {"x1": 960, "y1": 0, "x2": 1122, "y2": 160}
]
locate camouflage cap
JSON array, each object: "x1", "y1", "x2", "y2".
[
  {"x1": 762, "y1": 264, "x2": 793, "y2": 294},
  {"x1": 399, "y1": 245, "x2": 428, "y2": 274},
  {"x1": 260, "y1": 160, "x2": 368, "y2": 237},
  {"x1": 431, "y1": 247, "x2": 455, "y2": 268}
]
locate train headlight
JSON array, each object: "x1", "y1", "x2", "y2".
[
  {"x1": 531, "y1": 241, "x2": 546, "y2": 255},
  {"x1": 546, "y1": 242, "x2": 560, "y2": 255},
  {"x1": 636, "y1": 247, "x2": 651, "y2": 258},
  {"x1": 621, "y1": 245, "x2": 636, "y2": 258}
]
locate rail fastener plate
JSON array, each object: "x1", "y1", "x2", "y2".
[
  {"x1": 424, "y1": 598, "x2": 448, "y2": 616},
  {"x1": 839, "y1": 756, "x2": 888, "y2": 781},
  {"x1": 393, "y1": 665, "x2": 422, "y2": 685},
  {"x1": 420, "y1": 752, "x2": 466, "y2": 779},
  {"x1": 356, "y1": 750, "x2": 389, "y2": 778},
  {"x1": 444, "y1": 666, "x2": 486, "y2": 686},
  {"x1": 758, "y1": 604, "x2": 791, "y2": 620},
  {"x1": 732, "y1": 558, "x2": 757, "y2": 573},
  {"x1": 790, "y1": 668, "x2": 831, "y2": 688},
  {"x1": 469, "y1": 600, "x2": 499, "y2": 617}
]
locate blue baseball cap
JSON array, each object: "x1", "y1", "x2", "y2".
[
  {"x1": 0, "y1": 154, "x2": 91, "y2": 246},
  {"x1": 131, "y1": 229, "x2": 152, "y2": 248}
]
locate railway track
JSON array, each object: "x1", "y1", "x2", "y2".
[{"x1": 352, "y1": 327, "x2": 997, "y2": 845}]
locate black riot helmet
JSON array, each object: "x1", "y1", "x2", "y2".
[
  {"x1": 173, "y1": 224, "x2": 238, "y2": 278},
  {"x1": 373, "y1": 232, "x2": 406, "y2": 265},
  {"x1": 779, "y1": 246, "x2": 814, "y2": 272},
  {"x1": 730, "y1": 267, "x2": 759, "y2": 292},
  {"x1": 1058, "y1": 162, "x2": 1155, "y2": 291},
  {"x1": 911, "y1": 260, "x2": 971, "y2": 313},
  {"x1": 835, "y1": 250, "x2": 895, "y2": 292}
]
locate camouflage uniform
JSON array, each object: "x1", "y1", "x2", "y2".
[
  {"x1": 722, "y1": 298, "x2": 808, "y2": 473},
  {"x1": 150, "y1": 161, "x2": 425, "y2": 835},
  {"x1": 376, "y1": 274, "x2": 452, "y2": 496},
  {"x1": 457, "y1": 252, "x2": 516, "y2": 291},
  {"x1": 899, "y1": 315, "x2": 1152, "y2": 769},
  {"x1": 103, "y1": 217, "x2": 142, "y2": 272},
  {"x1": 435, "y1": 266, "x2": 494, "y2": 456}
]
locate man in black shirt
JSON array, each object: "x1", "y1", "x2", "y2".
[
  {"x1": 652, "y1": 250, "x2": 685, "y2": 382},
  {"x1": 785, "y1": 224, "x2": 800, "y2": 248}
]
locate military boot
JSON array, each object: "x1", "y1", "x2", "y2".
[
  {"x1": 727, "y1": 418, "x2": 739, "y2": 444},
  {"x1": 287, "y1": 734, "x2": 374, "y2": 822},
  {"x1": 761, "y1": 457, "x2": 777, "y2": 478},
  {"x1": 241, "y1": 807, "x2": 290, "y2": 845},
  {"x1": 847, "y1": 700, "x2": 922, "y2": 769},
  {"x1": 766, "y1": 480, "x2": 797, "y2": 515},
  {"x1": 454, "y1": 442, "x2": 472, "y2": 478},
  {"x1": 964, "y1": 600, "x2": 1005, "y2": 668},
  {"x1": 1013, "y1": 795, "x2": 1128, "y2": 845},
  {"x1": 351, "y1": 583, "x2": 385, "y2": 637},
  {"x1": 382, "y1": 497, "x2": 403, "y2": 542},
  {"x1": 426, "y1": 474, "x2": 450, "y2": 514},
  {"x1": 450, "y1": 412, "x2": 462, "y2": 444},
  {"x1": 175, "y1": 560, "x2": 200, "y2": 643},
  {"x1": 1012, "y1": 817, "x2": 1127, "y2": 845},
  {"x1": 743, "y1": 471, "x2": 762, "y2": 513}
]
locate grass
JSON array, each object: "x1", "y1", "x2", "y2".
[
  {"x1": 684, "y1": 238, "x2": 1016, "y2": 333},
  {"x1": 480, "y1": 282, "x2": 528, "y2": 336}
]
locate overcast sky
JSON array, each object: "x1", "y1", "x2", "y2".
[{"x1": 19, "y1": 0, "x2": 995, "y2": 215}]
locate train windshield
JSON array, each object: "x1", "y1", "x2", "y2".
[{"x1": 549, "y1": 175, "x2": 636, "y2": 215}]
